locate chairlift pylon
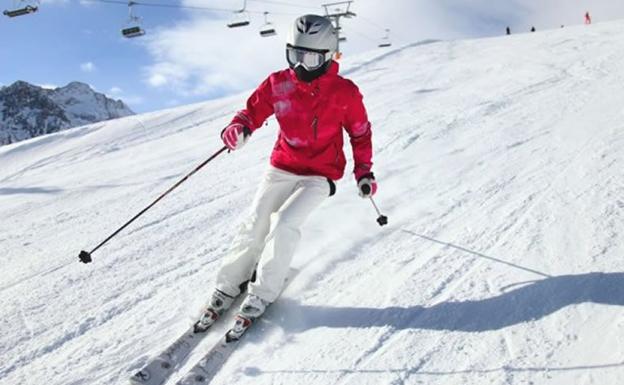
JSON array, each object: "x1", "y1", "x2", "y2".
[
  {"x1": 3, "y1": 0, "x2": 39, "y2": 18},
  {"x1": 121, "y1": 1, "x2": 145, "y2": 38},
  {"x1": 378, "y1": 29, "x2": 392, "y2": 48},
  {"x1": 227, "y1": 0, "x2": 250, "y2": 28},
  {"x1": 259, "y1": 11, "x2": 276, "y2": 37}
]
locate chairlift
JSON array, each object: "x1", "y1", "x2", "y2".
[
  {"x1": 3, "y1": 0, "x2": 39, "y2": 18},
  {"x1": 227, "y1": 0, "x2": 250, "y2": 28},
  {"x1": 121, "y1": 1, "x2": 145, "y2": 38},
  {"x1": 259, "y1": 11, "x2": 276, "y2": 37},
  {"x1": 378, "y1": 29, "x2": 392, "y2": 48},
  {"x1": 336, "y1": 27, "x2": 347, "y2": 43}
]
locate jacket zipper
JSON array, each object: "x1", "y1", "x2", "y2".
[
  {"x1": 311, "y1": 83, "x2": 320, "y2": 140},
  {"x1": 312, "y1": 116, "x2": 318, "y2": 140}
]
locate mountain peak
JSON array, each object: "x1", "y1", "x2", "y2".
[
  {"x1": 61, "y1": 81, "x2": 93, "y2": 92},
  {"x1": 7, "y1": 80, "x2": 39, "y2": 91},
  {"x1": 0, "y1": 80, "x2": 135, "y2": 145}
]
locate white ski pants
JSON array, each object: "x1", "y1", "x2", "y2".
[{"x1": 216, "y1": 166, "x2": 330, "y2": 302}]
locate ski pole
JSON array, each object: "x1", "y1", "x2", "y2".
[
  {"x1": 369, "y1": 196, "x2": 388, "y2": 226},
  {"x1": 78, "y1": 146, "x2": 228, "y2": 264}
]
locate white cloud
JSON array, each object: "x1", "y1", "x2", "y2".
[
  {"x1": 121, "y1": 95, "x2": 145, "y2": 105},
  {"x1": 138, "y1": 0, "x2": 509, "y2": 98},
  {"x1": 141, "y1": 0, "x2": 335, "y2": 97},
  {"x1": 139, "y1": 0, "x2": 624, "y2": 99},
  {"x1": 105, "y1": 86, "x2": 144, "y2": 106},
  {"x1": 80, "y1": 62, "x2": 97, "y2": 73}
]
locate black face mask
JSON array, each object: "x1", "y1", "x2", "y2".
[{"x1": 292, "y1": 61, "x2": 331, "y2": 83}]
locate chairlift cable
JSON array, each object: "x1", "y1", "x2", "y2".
[
  {"x1": 83, "y1": 0, "x2": 234, "y2": 12},
  {"x1": 358, "y1": 14, "x2": 411, "y2": 44},
  {"x1": 84, "y1": 0, "x2": 316, "y2": 14},
  {"x1": 342, "y1": 24, "x2": 377, "y2": 44},
  {"x1": 357, "y1": 23, "x2": 412, "y2": 46},
  {"x1": 248, "y1": 0, "x2": 319, "y2": 9}
]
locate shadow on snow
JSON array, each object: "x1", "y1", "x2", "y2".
[
  {"x1": 0, "y1": 186, "x2": 62, "y2": 195},
  {"x1": 279, "y1": 272, "x2": 624, "y2": 332}
]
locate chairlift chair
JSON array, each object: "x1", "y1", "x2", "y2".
[
  {"x1": 378, "y1": 29, "x2": 392, "y2": 48},
  {"x1": 227, "y1": 0, "x2": 250, "y2": 28},
  {"x1": 121, "y1": 1, "x2": 145, "y2": 38},
  {"x1": 259, "y1": 11, "x2": 276, "y2": 37},
  {"x1": 3, "y1": 0, "x2": 38, "y2": 18},
  {"x1": 122, "y1": 25, "x2": 145, "y2": 38},
  {"x1": 337, "y1": 28, "x2": 347, "y2": 43}
]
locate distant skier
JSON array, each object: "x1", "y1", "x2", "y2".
[
  {"x1": 196, "y1": 15, "x2": 376, "y2": 328},
  {"x1": 506, "y1": 26, "x2": 511, "y2": 35},
  {"x1": 585, "y1": 12, "x2": 592, "y2": 25},
  {"x1": 531, "y1": 26, "x2": 536, "y2": 32}
]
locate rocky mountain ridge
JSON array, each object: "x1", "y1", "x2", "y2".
[{"x1": 0, "y1": 81, "x2": 134, "y2": 145}]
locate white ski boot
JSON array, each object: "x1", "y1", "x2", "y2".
[
  {"x1": 225, "y1": 294, "x2": 270, "y2": 341},
  {"x1": 194, "y1": 290, "x2": 235, "y2": 333},
  {"x1": 239, "y1": 294, "x2": 269, "y2": 319}
]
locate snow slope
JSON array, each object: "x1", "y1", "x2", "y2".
[{"x1": 1, "y1": 21, "x2": 624, "y2": 385}]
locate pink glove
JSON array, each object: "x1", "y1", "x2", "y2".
[
  {"x1": 357, "y1": 172, "x2": 377, "y2": 198},
  {"x1": 221, "y1": 123, "x2": 251, "y2": 151}
]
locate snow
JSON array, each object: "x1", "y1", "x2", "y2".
[{"x1": 1, "y1": 21, "x2": 624, "y2": 385}]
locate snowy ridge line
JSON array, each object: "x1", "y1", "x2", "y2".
[
  {"x1": 0, "y1": 125, "x2": 105, "y2": 183},
  {"x1": 341, "y1": 39, "x2": 441, "y2": 77}
]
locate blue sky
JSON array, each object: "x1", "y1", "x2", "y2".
[{"x1": 1, "y1": 0, "x2": 623, "y2": 113}]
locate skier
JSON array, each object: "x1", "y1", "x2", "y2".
[
  {"x1": 531, "y1": 26, "x2": 536, "y2": 32},
  {"x1": 197, "y1": 14, "x2": 376, "y2": 328},
  {"x1": 506, "y1": 26, "x2": 511, "y2": 35},
  {"x1": 585, "y1": 12, "x2": 592, "y2": 25}
]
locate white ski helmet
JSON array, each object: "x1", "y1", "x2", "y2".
[{"x1": 286, "y1": 14, "x2": 338, "y2": 62}]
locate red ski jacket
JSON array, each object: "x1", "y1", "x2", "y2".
[{"x1": 229, "y1": 61, "x2": 373, "y2": 181}]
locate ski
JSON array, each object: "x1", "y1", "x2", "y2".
[
  {"x1": 174, "y1": 270, "x2": 298, "y2": 385},
  {"x1": 174, "y1": 310, "x2": 266, "y2": 384},
  {"x1": 129, "y1": 288, "x2": 248, "y2": 385},
  {"x1": 129, "y1": 323, "x2": 213, "y2": 385}
]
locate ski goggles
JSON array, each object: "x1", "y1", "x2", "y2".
[{"x1": 286, "y1": 45, "x2": 329, "y2": 71}]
